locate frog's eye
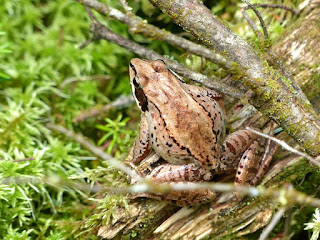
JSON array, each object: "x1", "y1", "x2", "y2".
[
  {"x1": 153, "y1": 60, "x2": 166, "y2": 73},
  {"x1": 156, "y1": 59, "x2": 166, "y2": 64}
]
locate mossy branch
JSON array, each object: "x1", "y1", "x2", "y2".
[
  {"x1": 149, "y1": 0, "x2": 320, "y2": 157},
  {"x1": 85, "y1": 18, "x2": 243, "y2": 98},
  {"x1": 75, "y1": 0, "x2": 234, "y2": 70}
]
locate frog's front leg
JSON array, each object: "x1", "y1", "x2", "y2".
[
  {"x1": 127, "y1": 114, "x2": 151, "y2": 166},
  {"x1": 126, "y1": 114, "x2": 152, "y2": 177}
]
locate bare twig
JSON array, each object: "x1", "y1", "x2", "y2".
[
  {"x1": 0, "y1": 157, "x2": 35, "y2": 162},
  {"x1": 46, "y1": 123, "x2": 141, "y2": 181},
  {"x1": 241, "y1": 0, "x2": 269, "y2": 39},
  {"x1": 73, "y1": 95, "x2": 134, "y2": 122},
  {"x1": 241, "y1": 2, "x2": 303, "y2": 105},
  {"x1": 79, "y1": 38, "x2": 96, "y2": 49},
  {"x1": 5, "y1": 175, "x2": 320, "y2": 209},
  {"x1": 84, "y1": 5, "x2": 96, "y2": 22},
  {"x1": 14, "y1": 157, "x2": 35, "y2": 162},
  {"x1": 75, "y1": 0, "x2": 235, "y2": 71},
  {"x1": 283, "y1": 208, "x2": 293, "y2": 238},
  {"x1": 246, "y1": 127, "x2": 320, "y2": 168},
  {"x1": 118, "y1": 0, "x2": 132, "y2": 14},
  {"x1": 241, "y1": 8, "x2": 263, "y2": 39},
  {"x1": 242, "y1": 3, "x2": 300, "y2": 15},
  {"x1": 60, "y1": 75, "x2": 111, "y2": 88},
  {"x1": 259, "y1": 207, "x2": 286, "y2": 240},
  {"x1": 87, "y1": 20, "x2": 243, "y2": 98}
]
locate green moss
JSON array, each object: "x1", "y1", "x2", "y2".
[{"x1": 302, "y1": 72, "x2": 320, "y2": 104}]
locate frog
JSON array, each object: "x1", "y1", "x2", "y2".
[{"x1": 127, "y1": 58, "x2": 275, "y2": 205}]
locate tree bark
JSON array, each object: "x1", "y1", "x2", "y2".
[{"x1": 97, "y1": 5, "x2": 320, "y2": 240}]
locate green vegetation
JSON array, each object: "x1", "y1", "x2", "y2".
[
  {"x1": 0, "y1": 0, "x2": 316, "y2": 239},
  {"x1": 0, "y1": 0, "x2": 136, "y2": 238}
]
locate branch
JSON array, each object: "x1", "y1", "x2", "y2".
[
  {"x1": 60, "y1": 75, "x2": 111, "y2": 88},
  {"x1": 247, "y1": 127, "x2": 320, "y2": 168},
  {"x1": 97, "y1": 155, "x2": 320, "y2": 239},
  {"x1": 87, "y1": 20, "x2": 243, "y2": 98},
  {"x1": 241, "y1": 8, "x2": 264, "y2": 39},
  {"x1": 75, "y1": 0, "x2": 235, "y2": 71},
  {"x1": 241, "y1": 0, "x2": 269, "y2": 39},
  {"x1": 242, "y1": 3, "x2": 300, "y2": 15},
  {"x1": 73, "y1": 95, "x2": 134, "y2": 122},
  {"x1": 148, "y1": 0, "x2": 320, "y2": 157},
  {"x1": 46, "y1": 123, "x2": 141, "y2": 181},
  {"x1": 259, "y1": 207, "x2": 286, "y2": 240}
]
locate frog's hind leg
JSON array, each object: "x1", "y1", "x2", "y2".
[
  {"x1": 234, "y1": 134, "x2": 279, "y2": 186},
  {"x1": 147, "y1": 163, "x2": 213, "y2": 182},
  {"x1": 132, "y1": 184, "x2": 216, "y2": 206},
  {"x1": 139, "y1": 163, "x2": 216, "y2": 205},
  {"x1": 234, "y1": 140, "x2": 261, "y2": 185},
  {"x1": 249, "y1": 136, "x2": 279, "y2": 185}
]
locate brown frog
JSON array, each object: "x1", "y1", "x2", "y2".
[{"x1": 127, "y1": 58, "x2": 274, "y2": 205}]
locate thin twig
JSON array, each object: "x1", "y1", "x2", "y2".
[
  {"x1": 118, "y1": 0, "x2": 132, "y2": 14},
  {"x1": 80, "y1": 3, "x2": 242, "y2": 98},
  {"x1": 283, "y1": 208, "x2": 293, "y2": 239},
  {"x1": 87, "y1": 20, "x2": 243, "y2": 98},
  {"x1": 0, "y1": 157, "x2": 36, "y2": 162},
  {"x1": 242, "y1": 3, "x2": 300, "y2": 15},
  {"x1": 60, "y1": 75, "x2": 111, "y2": 88},
  {"x1": 85, "y1": 6, "x2": 96, "y2": 22},
  {"x1": 5, "y1": 176, "x2": 320, "y2": 209},
  {"x1": 79, "y1": 38, "x2": 96, "y2": 49},
  {"x1": 14, "y1": 157, "x2": 35, "y2": 162},
  {"x1": 73, "y1": 95, "x2": 134, "y2": 122},
  {"x1": 241, "y1": 2, "x2": 306, "y2": 104},
  {"x1": 259, "y1": 207, "x2": 286, "y2": 240},
  {"x1": 241, "y1": 8, "x2": 263, "y2": 39},
  {"x1": 75, "y1": 0, "x2": 235, "y2": 71},
  {"x1": 246, "y1": 127, "x2": 320, "y2": 168},
  {"x1": 241, "y1": 0, "x2": 269, "y2": 39},
  {"x1": 46, "y1": 123, "x2": 141, "y2": 181}
]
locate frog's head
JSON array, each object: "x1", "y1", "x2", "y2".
[
  {"x1": 129, "y1": 58, "x2": 168, "y2": 112},
  {"x1": 129, "y1": 58, "x2": 167, "y2": 87}
]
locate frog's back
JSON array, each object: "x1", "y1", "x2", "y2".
[{"x1": 146, "y1": 86, "x2": 225, "y2": 167}]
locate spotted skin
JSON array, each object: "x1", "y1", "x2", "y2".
[
  {"x1": 127, "y1": 58, "x2": 277, "y2": 205},
  {"x1": 131, "y1": 114, "x2": 151, "y2": 164}
]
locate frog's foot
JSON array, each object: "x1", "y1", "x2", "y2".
[
  {"x1": 132, "y1": 182, "x2": 216, "y2": 206},
  {"x1": 234, "y1": 133, "x2": 279, "y2": 186},
  {"x1": 234, "y1": 140, "x2": 261, "y2": 185}
]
